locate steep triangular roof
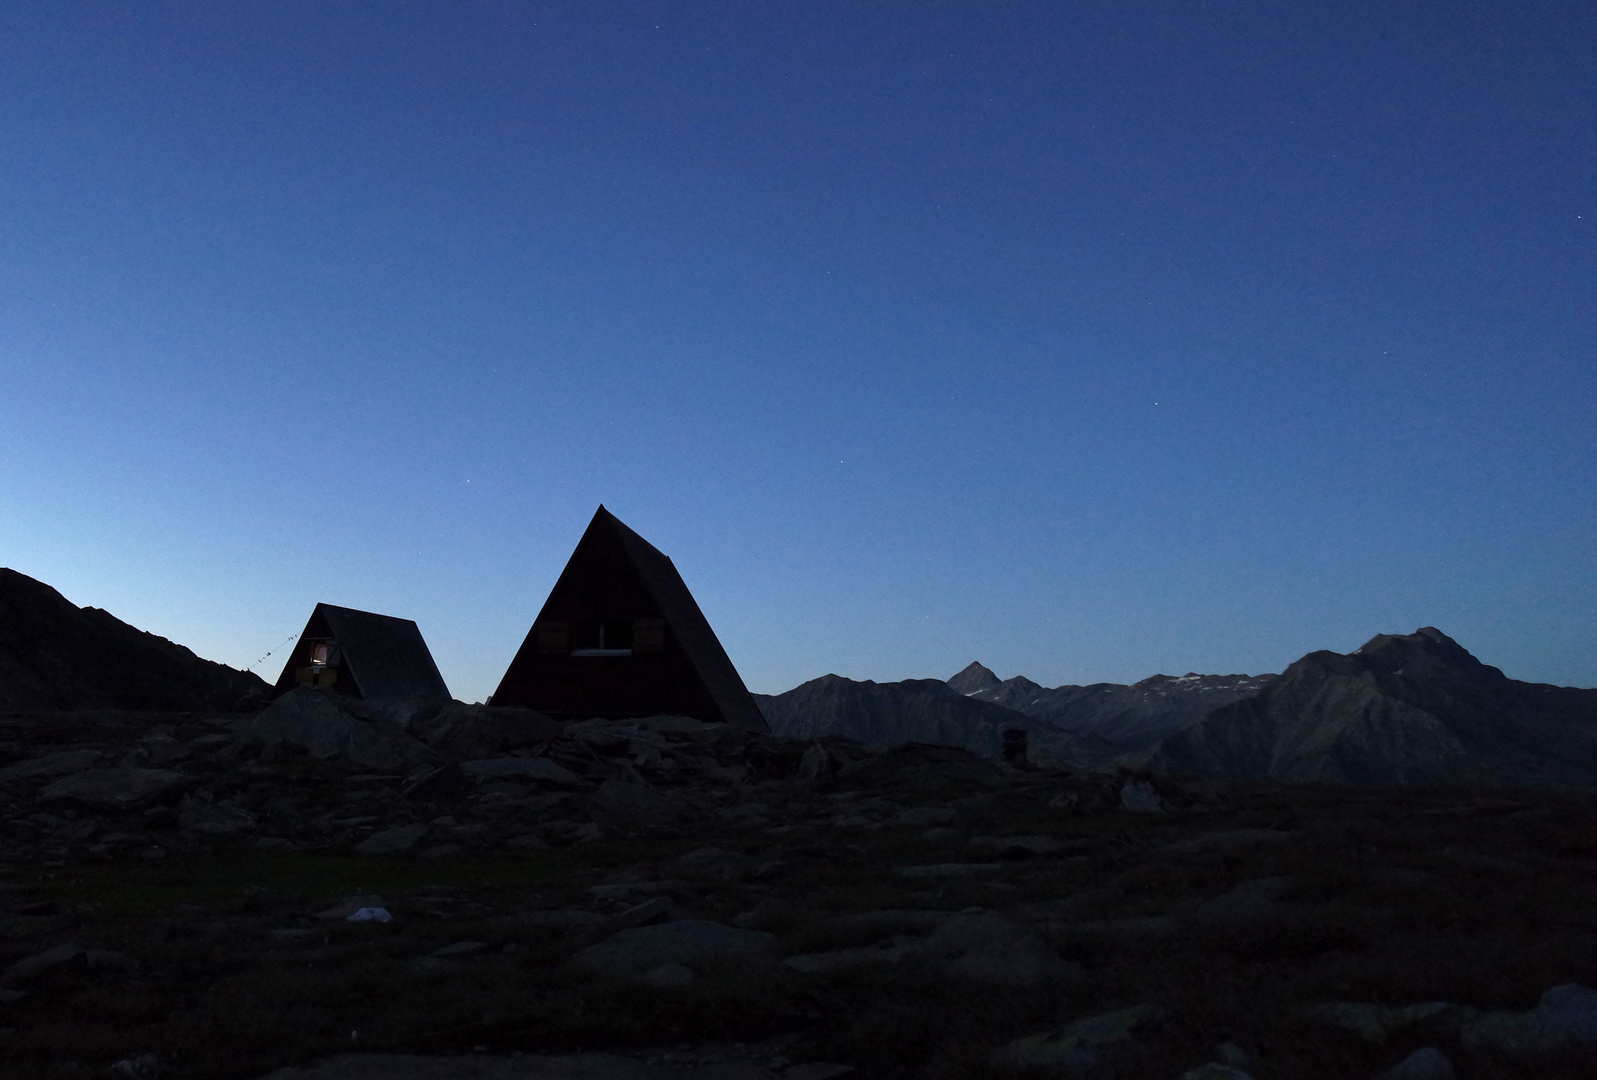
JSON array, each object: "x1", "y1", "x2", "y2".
[
  {"x1": 273, "y1": 603, "x2": 450, "y2": 708},
  {"x1": 491, "y1": 507, "x2": 768, "y2": 732}
]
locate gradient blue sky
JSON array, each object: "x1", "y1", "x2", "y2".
[{"x1": 2, "y1": 2, "x2": 1593, "y2": 701}]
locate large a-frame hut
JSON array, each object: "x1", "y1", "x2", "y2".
[
  {"x1": 272, "y1": 603, "x2": 451, "y2": 710},
  {"x1": 489, "y1": 507, "x2": 768, "y2": 733}
]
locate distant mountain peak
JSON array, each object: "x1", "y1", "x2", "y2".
[
  {"x1": 1346, "y1": 627, "x2": 1498, "y2": 681},
  {"x1": 948, "y1": 661, "x2": 1001, "y2": 695}
]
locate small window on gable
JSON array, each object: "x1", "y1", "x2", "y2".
[{"x1": 570, "y1": 620, "x2": 634, "y2": 657}]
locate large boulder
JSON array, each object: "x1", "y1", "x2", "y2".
[
  {"x1": 409, "y1": 703, "x2": 564, "y2": 760},
  {"x1": 234, "y1": 688, "x2": 431, "y2": 771},
  {"x1": 586, "y1": 779, "x2": 688, "y2": 829},
  {"x1": 39, "y1": 767, "x2": 192, "y2": 806}
]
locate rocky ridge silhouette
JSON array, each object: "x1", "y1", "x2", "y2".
[{"x1": 0, "y1": 569, "x2": 267, "y2": 714}]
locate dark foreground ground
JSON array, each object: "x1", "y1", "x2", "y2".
[{"x1": 2, "y1": 709, "x2": 1596, "y2": 1080}]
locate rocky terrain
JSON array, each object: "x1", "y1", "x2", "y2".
[
  {"x1": 2, "y1": 690, "x2": 1597, "y2": 1080},
  {"x1": 0, "y1": 570, "x2": 266, "y2": 713}
]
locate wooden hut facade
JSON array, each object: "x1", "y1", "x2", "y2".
[
  {"x1": 273, "y1": 603, "x2": 450, "y2": 709},
  {"x1": 489, "y1": 507, "x2": 768, "y2": 732}
]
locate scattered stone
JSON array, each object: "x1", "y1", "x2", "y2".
[
  {"x1": 400, "y1": 763, "x2": 468, "y2": 802},
  {"x1": 968, "y1": 834, "x2": 1067, "y2": 857},
  {"x1": 893, "y1": 806, "x2": 954, "y2": 827},
  {"x1": 925, "y1": 912, "x2": 1085, "y2": 988},
  {"x1": 783, "y1": 1066, "x2": 853, "y2": 1080},
  {"x1": 142, "y1": 735, "x2": 191, "y2": 766},
  {"x1": 1442, "y1": 848, "x2": 1535, "y2": 878},
  {"x1": 316, "y1": 896, "x2": 386, "y2": 921},
  {"x1": 1461, "y1": 983, "x2": 1597, "y2": 1058},
  {"x1": 796, "y1": 743, "x2": 830, "y2": 781},
  {"x1": 107, "y1": 1052, "x2": 164, "y2": 1078},
  {"x1": 1120, "y1": 780, "x2": 1166, "y2": 813},
  {"x1": 178, "y1": 797, "x2": 256, "y2": 835},
  {"x1": 1213, "y1": 1043, "x2": 1254, "y2": 1072},
  {"x1": 613, "y1": 896, "x2": 673, "y2": 927},
  {"x1": 256, "y1": 1054, "x2": 670, "y2": 1080},
  {"x1": 3, "y1": 943, "x2": 86, "y2": 985},
  {"x1": 587, "y1": 779, "x2": 687, "y2": 828},
  {"x1": 783, "y1": 936, "x2": 927, "y2": 974},
  {"x1": 1193, "y1": 877, "x2": 1295, "y2": 928},
  {"x1": 0, "y1": 749, "x2": 100, "y2": 781},
  {"x1": 638, "y1": 963, "x2": 695, "y2": 988},
  {"x1": 674, "y1": 846, "x2": 746, "y2": 878},
  {"x1": 1155, "y1": 830, "x2": 1299, "y2": 857},
  {"x1": 821, "y1": 910, "x2": 951, "y2": 935},
  {"x1": 234, "y1": 687, "x2": 428, "y2": 771},
  {"x1": 55, "y1": 818, "x2": 99, "y2": 841},
  {"x1": 568, "y1": 920, "x2": 778, "y2": 979},
  {"x1": 1375, "y1": 1046, "x2": 1455, "y2": 1080},
  {"x1": 429, "y1": 941, "x2": 488, "y2": 958},
  {"x1": 894, "y1": 863, "x2": 1008, "y2": 879},
  {"x1": 1058, "y1": 916, "x2": 1181, "y2": 944},
  {"x1": 586, "y1": 881, "x2": 685, "y2": 902},
  {"x1": 409, "y1": 703, "x2": 564, "y2": 761},
  {"x1": 346, "y1": 908, "x2": 393, "y2": 923},
  {"x1": 460, "y1": 758, "x2": 586, "y2": 786},
  {"x1": 355, "y1": 825, "x2": 429, "y2": 857},
  {"x1": 992, "y1": 1004, "x2": 1167, "y2": 1072},
  {"x1": 520, "y1": 909, "x2": 609, "y2": 930},
  {"x1": 39, "y1": 767, "x2": 191, "y2": 806},
  {"x1": 1302, "y1": 1001, "x2": 1452, "y2": 1044},
  {"x1": 1176, "y1": 1066, "x2": 1254, "y2": 1080}
]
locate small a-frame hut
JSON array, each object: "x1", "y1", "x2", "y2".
[
  {"x1": 489, "y1": 506, "x2": 768, "y2": 732},
  {"x1": 272, "y1": 603, "x2": 451, "y2": 709}
]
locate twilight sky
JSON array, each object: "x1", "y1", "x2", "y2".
[{"x1": 1, "y1": 2, "x2": 1593, "y2": 701}]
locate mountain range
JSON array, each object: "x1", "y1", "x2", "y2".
[
  {"x1": 948, "y1": 661, "x2": 1273, "y2": 750},
  {"x1": 4, "y1": 564, "x2": 1594, "y2": 788},
  {"x1": 759, "y1": 629, "x2": 1597, "y2": 788}
]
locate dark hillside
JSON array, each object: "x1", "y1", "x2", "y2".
[{"x1": 0, "y1": 568, "x2": 267, "y2": 713}]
